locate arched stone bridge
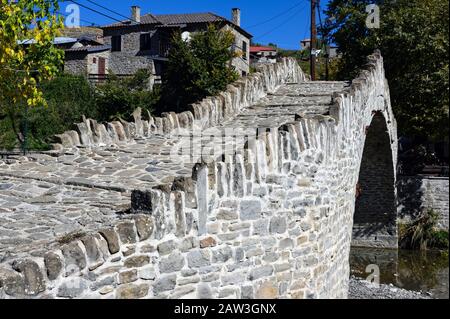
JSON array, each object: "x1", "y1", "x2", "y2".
[{"x1": 0, "y1": 51, "x2": 397, "y2": 299}]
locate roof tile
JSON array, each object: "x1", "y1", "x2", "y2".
[{"x1": 101, "y1": 12, "x2": 252, "y2": 37}]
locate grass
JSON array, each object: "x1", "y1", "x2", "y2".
[{"x1": 399, "y1": 209, "x2": 449, "y2": 250}]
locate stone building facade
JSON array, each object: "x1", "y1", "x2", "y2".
[
  {"x1": 64, "y1": 47, "x2": 110, "y2": 77},
  {"x1": 20, "y1": 34, "x2": 111, "y2": 78},
  {"x1": 101, "y1": 7, "x2": 252, "y2": 78},
  {"x1": 250, "y1": 46, "x2": 278, "y2": 65},
  {"x1": 101, "y1": 26, "x2": 156, "y2": 76}
]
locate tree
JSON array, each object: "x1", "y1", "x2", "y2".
[
  {"x1": 95, "y1": 69, "x2": 160, "y2": 121},
  {"x1": 323, "y1": 0, "x2": 449, "y2": 142},
  {"x1": 0, "y1": 0, "x2": 63, "y2": 149},
  {"x1": 160, "y1": 25, "x2": 238, "y2": 113}
]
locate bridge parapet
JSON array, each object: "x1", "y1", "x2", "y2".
[
  {"x1": 0, "y1": 52, "x2": 397, "y2": 299},
  {"x1": 51, "y1": 58, "x2": 306, "y2": 151}
]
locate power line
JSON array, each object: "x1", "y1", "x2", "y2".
[
  {"x1": 245, "y1": 1, "x2": 305, "y2": 29},
  {"x1": 302, "y1": 4, "x2": 310, "y2": 42},
  {"x1": 57, "y1": 11, "x2": 99, "y2": 27},
  {"x1": 317, "y1": 1, "x2": 323, "y2": 30},
  {"x1": 253, "y1": 3, "x2": 307, "y2": 41},
  {"x1": 85, "y1": 0, "x2": 138, "y2": 23},
  {"x1": 68, "y1": 0, "x2": 125, "y2": 23}
]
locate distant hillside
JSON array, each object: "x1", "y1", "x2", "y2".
[{"x1": 59, "y1": 27, "x2": 103, "y2": 41}]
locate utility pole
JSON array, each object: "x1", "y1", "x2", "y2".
[{"x1": 310, "y1": 0, "x2": 317, "y2": 81}]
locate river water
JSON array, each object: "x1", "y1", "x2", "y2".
[{"x1": 350, "y1": 247, "x2": 449, "y2": 299}]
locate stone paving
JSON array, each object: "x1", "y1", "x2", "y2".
[{"x1": 0, "y1": 81, "x2": 348, "y2": 261}]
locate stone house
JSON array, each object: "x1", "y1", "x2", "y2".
[
  {"x1": 19, "y1": 35, "x2": 111, "y2": 78},
  {"x1": 250, "y1": 46, "x2": 278, "y2": 65},
  {"x1": 101, "y1": 7, "x2": 253, "y2": 79},
  {"x1": 300, "y1": 38, "x2": 339, "y2": 59},
  {"x1": 60, "y1": 27, "x2": 111, "y2": 79},
  {"x1": 63, "y1": 39, "x2": 111, "y2": 78}
]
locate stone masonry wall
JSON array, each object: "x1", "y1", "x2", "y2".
[
  {"x1": 64, "y1": 50, "x2": 110, "y2": 77},
  {"x1": 397, "y1": 176, "x2": 449, "y2": 230},
  {"x1": 64, "y1": 53, "x2": 88, "y2": 76},
  {"x1": 0, "y1": 52, "x2": 397, "y2": 299},
  {"x1": 103, "y1": 28, "x2": 156, "y2": 76},
  {"x1": 223, "y1": 25, "x2": 250, "y2": 76},
  {"x1": 87, "y1": 50, "x2": 110, "y2": 76}
]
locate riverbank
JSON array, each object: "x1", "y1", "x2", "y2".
[
  {"x1": 350, "y1": 247, "x2": 449, "y2": 299},
  {"x1": 348, "y1": 276, "x2": 431, "y2": 299}
]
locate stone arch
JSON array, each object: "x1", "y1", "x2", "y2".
[{"x1": 352, "y1": 112, "x2": 398, "y2": 248}]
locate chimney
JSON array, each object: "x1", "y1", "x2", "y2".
[
  {"x1": 131, "y1": 6, "x2": 141, "y2": 23},
  {"x1": 232, "y1": 8, "x2": 241, "y2": 27}
]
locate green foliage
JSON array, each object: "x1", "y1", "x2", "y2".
[
  {"x1": 399, "y1": 210, "x2": 449, "y2": 250},
  {"x1": 0, "y1": 74, "x2": 97, "y2": 150},
  {"x1": 160, "y1": 25, "x2": 238, "y2": 113},
  {"x1": 433, "y1": 231, "x2": 450, "y2": 249},
  {"x1": 278, "y1": 49, "x2": 308, "y2": 61},
  {"x1": 0, "y1": 115, "x2": 18, "y2": 150},
  {"x1": 95, "y1": 69, "x2": 159, "y2": 121},
  {"x1": 0, "y1": 0, "x2": 64, "y2": 109},
  {"x1": 323, "y1": 0, "x2": 449, "y2": 141},
  {"x1": 0, "y1": 0, "x2": 64, "y2": 151},
  {"x1": 0, "y1": 71, "x2": 159, "y2": 151},
  {"x1": 278, "y1": 47, "x2": 339, "y2": 80},
  {"x1": 42, "y1": 73, "x2": 98, "y2": 123}
]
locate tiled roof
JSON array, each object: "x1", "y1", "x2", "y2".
[
  {"x1": 101, "y1": 12, "x2": 252, "y2": 38},
  {"x1": 101, "y1": 13, "x2": 159, "y2": 28},
  {"x1": 155, "y1": 12, "x2": 223, "y2": 25},
  {"x1": 102, "y1": 12, "x2": 222, "y2": 28},
  {"x1": 250, "y1": 46, "x2": 277, "y2": 53}
]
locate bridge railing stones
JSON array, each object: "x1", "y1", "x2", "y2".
[
  {"x1": 1, "y1": 117, "x2": 343, "y2": 299},
  {"x1": 0, "y1": 52, "x2": 397, "y2": 299},
  {"x1": 51, "y1": 58, "x2": 306, "y2": 151}
]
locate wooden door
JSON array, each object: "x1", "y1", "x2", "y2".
[{"x1": 98, "y1": 57, "x2": 106, "y2": 75}]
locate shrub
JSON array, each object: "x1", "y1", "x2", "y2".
[
  {"x1": 399, "y1": 209, "x2": 449, "y2": 250},
  {"x1": 0, "y1": 70, "x2": 159, "y2": 151},
  {"x1": 95, "y1": 69, "x2": 159, "y2": 121},
  {"x1": 0, "y1": 74, "x2": 97, "y2": 151},
  {"x1": 433, "y1": 231, "x2": 449, "y2": 249}
]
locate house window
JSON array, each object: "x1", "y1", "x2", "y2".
[
  {"x1": 140, "y1": 33, "x2": 151, "y2": 51},
  {"x1": 111, "y1": 35, "x2": 121, "y2": 52},
  {"x1": 93, "y1": 57, "x2": 97, "y2": 64},
  {"x1": 242, "y1": 41, "x2": 248, "y2": 60}
]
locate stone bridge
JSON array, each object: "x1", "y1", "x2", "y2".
[{"x1": 0, "y1": 51, "x2": 397, "y2": 299}]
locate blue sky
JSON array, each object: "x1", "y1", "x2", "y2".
[{"x1": 59, "y1": 0, "x2": 330, "y2": 50}]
